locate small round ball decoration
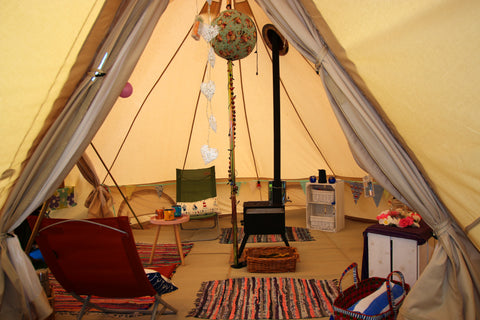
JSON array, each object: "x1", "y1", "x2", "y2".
[
  {"x1": 120, "y1": 82, "x2": 133, "y2": 98},
  {"x1": 211, "y1": 10, "x2": 257, "y2": 61}
]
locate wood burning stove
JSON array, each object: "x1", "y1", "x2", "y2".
[
  {"x1": 239, "y1": 201, "x2": 289, "y2": 257},
  {"x1": 238, "y1": 25, "x2": 290, "y2": 259}
]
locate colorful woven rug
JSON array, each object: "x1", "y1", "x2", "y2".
[
  {"x1": 50, "y1": 242, "x2": 193, "y2": 313},
  {"x1": 189, "y1": 277, "x2": 339, "y2": 319},
  {"x1": 219, "y1": 227, "x2": 314, "y2": 244}
]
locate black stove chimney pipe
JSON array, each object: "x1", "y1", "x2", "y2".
[
  {"x1": 264, "y1": 26, "x2": 288, "y2": 206},
  {"x1": 270, "y1": 30, "x2": 282, "y2": 205}
]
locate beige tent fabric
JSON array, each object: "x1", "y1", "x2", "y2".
[
  {"x1": 0, "y1": 0, "x2": 108, "y2": 211},
  {"x1": 0, "y1": 1, "x2": 169, "y2": 318},
  {"x1": 0, "y1": 1, "x2": 113, "y2": 318},
  {"x1": 255, "y1": 0, "x2": 480, "y2": 318}
]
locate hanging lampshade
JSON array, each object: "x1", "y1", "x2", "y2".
[{"x1": 211, "y1": 10, "x2": 257, "y2": 61}]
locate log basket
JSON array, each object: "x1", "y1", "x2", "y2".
[{"x1": 245, "y1": 246, "x2": 298, "y2": 273}]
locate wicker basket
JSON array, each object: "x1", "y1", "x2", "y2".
[
  {"x1": 311, "y1": 189, "x2": 335, "y2": 203},
  {"x1": 310, "y1": 215, "x2": 335, "y2": 231},
  {"x1": 333, "y1": 263, "x2": 410, "y2": 320},
  {"x1": 245, "y1": 246, "x2": 299, "y2": 273}
]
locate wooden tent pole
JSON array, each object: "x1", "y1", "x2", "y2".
[
  {"x1": 227, "y1": 60, "x2": 242, "y2": 267},
  {"x1": 90, "y1": 143, "x2": 143, "y2": 228},
  {"x1": 24, "y1": 200, "x2": 50, "y2": 254}
]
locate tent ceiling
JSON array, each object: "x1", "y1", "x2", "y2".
[{"x1": 88, "y1": 0, "x2": 366, "y2": 185}]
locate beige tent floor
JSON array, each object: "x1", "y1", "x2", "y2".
[{"x1": 51, "y1": 208, "x2": 373, "y2": 320}]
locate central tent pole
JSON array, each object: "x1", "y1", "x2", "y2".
[{"x1": 228, "y1": 60, "x2": 241, "y2": 267}]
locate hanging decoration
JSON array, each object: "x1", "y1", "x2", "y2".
[
  {"x1": 201, "y1": 24, "x2": 220, "y2": 43},
  {"x1": 194, "y1": 1, "x2": 220, "y2": 165},
  {"x1": 120, "y1": 82, "x2": 133, "y2": 98},
  {"x1": 363, "y1": 175, "x2": 374, "y2": 197},
  {"x1": 191, "y1": 15, "x2": 203, "y2": 41},
  {"x1": 200, "y1": 80, "x2": 216, "y2": 101},
  {"x1": 154, "y1": 185, "x2": 164, "y2": 198},
  {"x1": 349, "y1": 182, "x2": 364, "y2": 204},
  {"x1": 211, "y1": 10, "x2": 257, "y2": 61},
  {"x1": 208, "y1": 47, "x2": 216, "y2": 67},
  {"x1": 200, "y1": 144, "x2": 219, "y2": 164},
  {"x1": 208, "y1": 114, "x2": 217, "y2": 132},
  {"x1": 373, "y1": 184, "x2": 384, "y2": 207}
]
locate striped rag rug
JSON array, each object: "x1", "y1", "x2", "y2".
[
  {"x1": 219, "y1": 227, "x2": 314, "y2": 244},
  {"x1": 50, "y1": 242, "x2": 193, "y2": 313},
  {"x1": 188, "y1": 277, "x2": 339, "y2": 319}
]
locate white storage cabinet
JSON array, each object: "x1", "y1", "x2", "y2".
[
  {"x1": 306, "y1": 181, "x2": 344, "y2": 232},
  {"x1": 367, "y1": 233, "x2": 434, "y2": 286}
]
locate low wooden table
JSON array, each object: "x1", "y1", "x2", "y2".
[{"x1": 149, "y1": 214, "x2": 190, "y2": 265}]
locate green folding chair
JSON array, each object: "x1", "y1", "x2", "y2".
[{"x1": 176, "y1": 166, "x2": 220, "y2": 241}]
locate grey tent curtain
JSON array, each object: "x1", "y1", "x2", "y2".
[
  {"x1": 255, "y1": 0, "x2": 480, "y2": 318},
  {"x1": 0, "y1": 1, "x2": 168, "y2": 318}
]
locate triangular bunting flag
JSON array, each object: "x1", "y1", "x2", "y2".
[
  {"x1": 125, "y1": 185, "x2": 136, "y2": 200},
  {"x1": 236, "y1": 181, "x2": 244, "y2": 193},
  {"x1": 349, "y1": 182, "x2": 364, "y2": 204},
  {"x1": 155, "y1": 185, "x2": 164, "y2": 198},
  {"x1": 373, "y1": 184, "x2": 384, "y2": 207},
  {"x1": 300, "y1": 181, "x2": 307, "y2": 194}
]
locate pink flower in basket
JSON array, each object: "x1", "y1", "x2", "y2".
[
  {"x1": 398, "y1": 216, "x2": 414, "y2": 228},
  {"x1": 376, "y1": 209, "x2": 421, "y2": 228},
  {"x1": 411, "y1": 212, "x2": 422, "y2": 222}
]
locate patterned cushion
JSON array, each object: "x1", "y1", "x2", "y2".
[
  {"x1": 177, "y1": 197, "x2": 218, "y2": 216},
  {"x1": 347, "y1": 282, "x2": 404, "y2": 315},
  {"x1": 48, "y1": 187, "x2": 77, "y2": 210},
  {"x1": 144, "y1": 269, "x2": 178, "y2": 295}
]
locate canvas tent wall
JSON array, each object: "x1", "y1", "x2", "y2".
[{"x1": 1, "y1": 0, "x2": 480, "y2": 319}]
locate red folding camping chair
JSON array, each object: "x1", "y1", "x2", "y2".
[{"x1": 28, "y1": 216, "x2": 178, "y2": 319}]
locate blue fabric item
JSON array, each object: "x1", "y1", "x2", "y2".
[
  {"x1": 29, "y1": 248, "x2": 44, "y2": 261},
  {"x1": 348, "y1": 282, "x2": 404, "y2": 315},
  {"x1": 145, "y1": 271, "x2": 178, "y2": 295}
]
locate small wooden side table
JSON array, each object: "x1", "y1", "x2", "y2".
[{"x1": 149, "y1": 214, "x2": 190, "y2": 265}]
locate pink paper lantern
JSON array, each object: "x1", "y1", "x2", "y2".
[{"x1": 120, "y1": 82, "x2": 133, "y2": 98}]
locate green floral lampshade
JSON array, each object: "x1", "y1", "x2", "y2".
[{"x1": 211, "y1": 10, "x2": 257, "y2": 61}]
